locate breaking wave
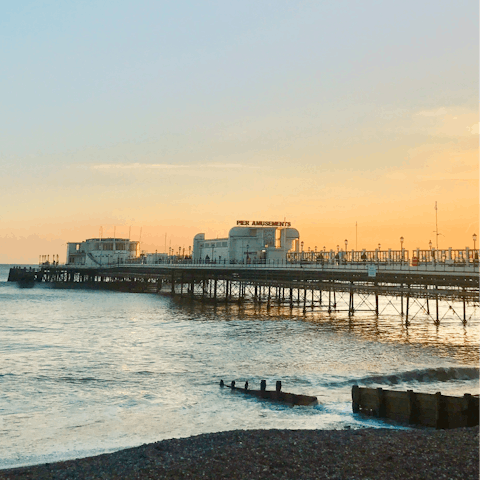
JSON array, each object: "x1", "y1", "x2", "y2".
[{"x1": 327, "y1": 367, "x2": 479, "y2": 387}]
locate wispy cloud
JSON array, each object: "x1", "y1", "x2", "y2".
[
  {"x1": 91, "y1": 163, "x2": 187, "y2": 170},
  {"x1": 90, "y1": 163, "x2": 262, "y2": 170},
  {"x1": 415, "y1": 107, "x2": 448, "y2": 117}
]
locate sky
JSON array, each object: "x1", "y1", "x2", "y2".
[{"x1": 0, "y1": 0, "x2": 478, "y2": 263}]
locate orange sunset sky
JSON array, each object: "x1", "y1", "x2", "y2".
[{"x1": 0, "y1": 1, "x2": 478, "y2": 263}]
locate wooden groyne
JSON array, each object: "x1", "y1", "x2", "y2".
[
  {"x1": 352, "y1": 385, "x2": 479, "y2": 428},
  {"x1": 221, "y1": 380, "x2": 318, "y2": 406}
]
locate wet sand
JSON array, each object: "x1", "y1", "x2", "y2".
[{"x1": 1, "y1": 427, "x2": 478, "y2": 479}]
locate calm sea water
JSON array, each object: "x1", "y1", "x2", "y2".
[{"x1": 0, "y1": 264, "x2": 478, "y2": 469}]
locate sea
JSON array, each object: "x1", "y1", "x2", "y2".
[{"x1": 0, "y1": 264, "x2": 478, "y2": 469}]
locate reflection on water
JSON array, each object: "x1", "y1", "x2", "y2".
[
  {"x1": 173, "y1": 297, "x2": 479, "y2": 364},
  {"x1": 0, "y1": 265, "x2": 478, "y2": 469}
]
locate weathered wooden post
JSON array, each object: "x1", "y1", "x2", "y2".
[
  {"x1": 435, "y1": 392, "x2": 447, "y2": 429},
  {"x1": 376, "y1": 388, "x2": 386, "y2": 418},
  {"x1": 407, "y1": 390, "x2": 418, "y2": 424},
  {"x1": 276, "y1": 381, "x2": 282, "y2": 392},
  {"x1": 352, "y1": 385, "x2": 360, "y2": 413},
  {"x1": 464, "y1": 393, "x2": 479, "y2": 427},
  {"x1": 260, "y1": 380, "x2": 266, "y2": 391}
]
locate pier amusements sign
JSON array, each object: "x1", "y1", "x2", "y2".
[{"x1": 237, "y1": 220, "x2": 291, "y2": 227}]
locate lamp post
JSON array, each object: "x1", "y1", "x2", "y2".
[
  {"x1": 344, "y1": 239, "x2": 348, "y2": 251},
  {"x1": 400, "y1": 236, "x2": 404, "y2": 250},
  {"x1": 378, "y1": 243, "x2": 381, "y2": 250},
  {"x1": 473, "y1": 233, "x2": 478, "y2": 264},
  {"x1": 301, "y1": 241, "x2": 304, "y2": 252},
  {"x1": 429, "y1": 240, "x2": 432, "y2": 250}
]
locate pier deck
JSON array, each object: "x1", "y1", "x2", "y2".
[{"x1": 8, "y1": 262, "x2": 478, "y2": 324}]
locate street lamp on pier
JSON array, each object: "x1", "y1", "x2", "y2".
[
  {"x1": 429, "y1": 240, "x2": 432, "y2": 250},
  {"x1": 344, "y1": 239, "x2": 348, "y2": 251},
  {"x1": 301, "y1": 241, "x2": 304, "y2": 252},
  {"x1": 473, "y1": 233, "x2": 477, "y2": 251},
  {"x1": 400, "y1": 236, "x2": 404, "y2": 250},
  {"x1": 378, "y1": 243, "x2": 381, "y2": 250}
]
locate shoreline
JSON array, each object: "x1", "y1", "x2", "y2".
[{"x1": 0, "y1": 426, "x2": 478, "y2": 479}]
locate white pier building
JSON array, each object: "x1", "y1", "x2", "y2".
[
  {"x1": 193, "y1": 221, "x2": 300, "y2": 263},
  {"x1": 66, "y1": 238, "x2": 140, "y2": 266}
]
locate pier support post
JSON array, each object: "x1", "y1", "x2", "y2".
[
  {"x1": 405, "y1": 285, "x2": 410, "y2": 325},
  {"x1": 425, "y1": 285, "x2": 429, "y2": 314},
  {"x1": 349, "y1": 282, "x2": 354, "y2": 316},
  {"x1": 400, "y1": 283, "x2": 404, "y2": 316}
]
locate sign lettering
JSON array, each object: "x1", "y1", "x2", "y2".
[{"x1": 236, "y1": 220, "x2": 292, "y2": 227}]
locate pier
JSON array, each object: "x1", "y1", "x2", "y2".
[{"x1": 8, "y1": 258, "x2": 479, "y2": 325}]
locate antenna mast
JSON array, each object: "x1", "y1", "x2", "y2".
[{"x1": 355, "y1": 221, "x2": 358, "y2": 250}]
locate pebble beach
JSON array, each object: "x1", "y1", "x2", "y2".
[{"x1": 1, "y1": 426, "x2": 478, "y2": 479}]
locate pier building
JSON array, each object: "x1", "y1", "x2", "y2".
[
  {"x1": 193, "y1": 224, "x2": 300, "y2": 263},
  {"x1": 66, "y1": 238, "x2": 140, "y2": 266}
]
